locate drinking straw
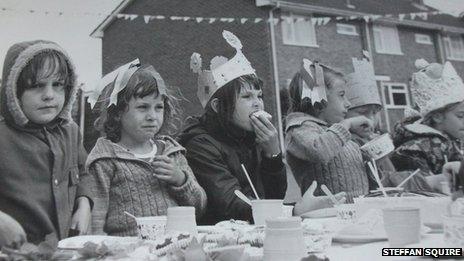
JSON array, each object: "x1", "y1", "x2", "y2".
[
  {"x1": 241, "y1": 164, "x2": 260, "y2": 199},
  {"x1": 234, "y1": 190, "x2": 252, "y2": 206},
  {"x1": 321, "y1": 184, "x2": 340, "y2": 206},
  {"x1": 124, "y1": 211, "x2": 137, "y2": 220},
  {"x1": 368, "y1": 160, "x2": 388, "y2": 197},
  {"x1": 396, "y1": 169, "x2": 421, "y2": 188}
]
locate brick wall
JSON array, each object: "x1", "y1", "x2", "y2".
[{"x1": 84, "y1": 0, "x2": 274, "y2": 150}]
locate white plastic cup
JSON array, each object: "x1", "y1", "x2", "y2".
[
  {"x1": 165, "y1": 207, "x2": 198, "y2": 236},
  {"x1": 263, "y1": 217, "x2": 306, "y2": 261},
  {"x1": 251, "y1": 200, "x2": 283, "y2": 226},
  {"x1": 135, "y1": 216, "x2": 167, "y2": 240},
  {"x1": 383, "y1": 207, "x2": 421, "y2": 247},
  {"x1": 282, "y1": 205, "x2": 294, "y2": 218}
]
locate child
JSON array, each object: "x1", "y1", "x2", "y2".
[
  {"x1": 285, "y1": 59, "x2": 372, "y2": 202},
  {"x1": 86, "y1": 60, "x2": 207, "y2": 236},
  {"x1": 0, "y1": 40, "x2": 93, "y2": 244},
  {"x1": 391, "y1": 59, "x2": 464, "y2": 190},
  {"x1": 180, "y1": 31, "x2": 344, "y2": 225}
]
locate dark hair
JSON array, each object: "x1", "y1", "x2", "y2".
[
  {"x1": 96, "y1": 66, "x2": 181, "y2": 142},
  {"x1": 204, "y1": 74, "x2": 263, "y2": 131},
  {"x1": 17, "y1": 50, "x2": 71, "y2": 98},
  {"x1": 422, "y1": 102, "x2": 461, "y2": 128},
  {"x1": 288, "y1": 65, "x2": 344, "y2": 117}
]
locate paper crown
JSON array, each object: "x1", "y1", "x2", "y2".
[
  {"x1": 190, "y1": 30, "x2": 256, "y2": 108},
  {"x1": 411, "y1": 59, "x2": 464, "y2": 117},
  {"x1": 346, "y1": 51, "x2": 382, "y2": 109},
  {"x1": 299, "y1": 59, "x2": 328, "y2": 105},
  {"x1": 86, "y1": 59, "x2": 167, "y2": 110}
]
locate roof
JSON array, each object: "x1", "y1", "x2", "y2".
[
  {"x1": 90, "y1": 0, "x2": 134, "y2": 38},
  {"x1": 258, "y1": 0, "x2": 464, "y2": 33}
]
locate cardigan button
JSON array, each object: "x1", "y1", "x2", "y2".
[{"x1": 54, "y1": 179, "x2": 58, "y2": 186}]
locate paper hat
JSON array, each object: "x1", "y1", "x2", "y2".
[
  {"x1": 86, "y1": 59, "x2": 167, "y2": 109},
  {"x1": 411, "y1": 59, "x2": 464, "y2": 117},
  {"x1": 190, "y1": 30, "x2": 256, "y2": 108},
  {"x1": 346, "y1": 51, "x2": 382, "y2": 109},
  {"x1": 299, "y1": 59, "x2": 328, "y2": 105}
]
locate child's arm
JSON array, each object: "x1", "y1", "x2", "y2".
[
  {"x1": 285, "y1": 121, "x2": 351, "y2": 164},
  {"x1": 259, "y1": 153, "x2": 287, "y2": 199},
  {"x1": 86, "y1": 161, "x2": 112, "y2": 235},
  {"x1": 165, "y1": 153, "x2": 207, "y2": 217}
]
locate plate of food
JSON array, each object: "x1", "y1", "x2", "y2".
[
  {"x1": 301, "y1": 208, "x2": 337, "y2": 219},
  {"x1": 58, "y1": 235, "x2": 139, "y2": 250}
]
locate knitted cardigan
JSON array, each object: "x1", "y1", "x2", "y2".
[
  {"x1": 86, "y1": 136, "x2": 207, "y2": 236},
  {"x1": 285, "y1": 112, "x2": 369, "y2": 202}
]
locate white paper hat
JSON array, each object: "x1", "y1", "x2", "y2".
[
  {"x1": 190, "y1": 30, "x2": 256, "y2": 108},
  {"x1": 411, "y1": 59, "x2": 464, "y2": 117},
  {"x1": 346, "y1": 51, "x2": 382, "y2": 109}
]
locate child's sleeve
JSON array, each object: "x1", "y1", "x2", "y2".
[
  {"x1": 76, "y1": 139, "x2": 94, "y2": 208},
  {"x1": 184, "y1": 136, "x2": 253, "y2": 222},
  {"x1": 259, "y1": 153, "x2": 287, "y2": 199},
  {"x1": 87, "y1": 160, "x2": 113, "y2": 235},
  {"x1": 167, "y1": 152, "x2": 207, "y2": 218},
  {"x1": 390, "y1": 138, "x2": 435, "y2": 174},
  {"x1": 285, "y1": 121, "x2": 351, "y2": 164}
]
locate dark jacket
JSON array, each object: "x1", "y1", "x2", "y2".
[
  {"x1": 178, "y1": 116, "x2": 287, "y2": 225},
  {"x1": 0, "y1": 40, "x2": 93, "y2": 244}
]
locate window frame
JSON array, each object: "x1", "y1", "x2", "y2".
[
  {"x1": 336, "y1": 23, "x2": 358, "y2": 36},
  {"x1": 382, "y1": 83, "x2": 410, "y2": 109},
  {"x1": 443, "y1": 35, "x2": 464, "y2": 61},
  {"x1": 415, "y1": 33, "x2": 433, "y2": 45},
  {"x1": 281, "y1": 13, "x2": 318, "y2": 47},
  {"x1": 373, "y1": 25, "x2": 403, "y2": 55}
]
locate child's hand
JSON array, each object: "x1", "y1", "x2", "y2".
[
  {"x1": 71, "y1": 197, "x2": 91, "y2": 235},
  {"x1": 250, "y1": 114, "x2": 281, "y2": 158},
  {"x1": 0, "y1": 211, "x2": 26, "y2": 249},
  {"x1": 151, "y1": 155, "x2": 187, "y2": 186},
  {"x1": 293, "y1": 181, "x2": 346, "y2": 216},
  {"x1": 341, "y1": 116, "x2": 374, "y2": 135}
]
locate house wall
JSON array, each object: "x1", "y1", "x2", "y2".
[{"x1": 85, "y1": 0, "x2": 275, "y2": 150}]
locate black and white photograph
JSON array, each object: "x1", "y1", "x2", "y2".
[{"x1": 0, "y1": 0, "x2": 463, "y2": 260}]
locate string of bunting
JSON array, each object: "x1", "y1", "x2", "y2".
[{"x1": 0, "y1": 6, "x2": 445, "y2": 25}]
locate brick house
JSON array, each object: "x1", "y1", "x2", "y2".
[{"x1": 88, "y1": 0, "x2": 464, "y2": 151}]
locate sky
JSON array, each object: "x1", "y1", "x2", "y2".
[{"x1": 0, "y1": 0, "x2": 462, "y2": 90}]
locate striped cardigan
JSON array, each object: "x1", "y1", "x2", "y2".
[
  {"x1": 285, "y1": 112, "x2": 369, "y2": 202},
  {"x1": 86, "y1": 136, "x2": 207, "y2": 236}
]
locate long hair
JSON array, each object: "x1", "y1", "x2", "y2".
[
  {"x1": 95, "y1": 66, "x2": 181, "y2": 142},
  {"x1": 203, "y1": 74, "x2": 263, "y2": 131}
]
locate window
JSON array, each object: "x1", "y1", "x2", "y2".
[
  {"x1": 336, "y1": 23, "x2": 358, "y2": 36},
  {"x1": 415, "y1": 33, "x2": 432, "y2": 45},
  {"x1": 281, "y1": 13, "x2": 317, "y2": 47},
  {"x1": 444, "y1": 35, "x2": 464, "y2": 61},
  {"x1": 373, "y1": 25, "x2": 403, "y2": 55},
  {"x1": 382, "y1": 83, "x2": 410, "y2": 108}
]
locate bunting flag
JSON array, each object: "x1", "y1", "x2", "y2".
[{"x1": 0, "y1": 6, "x2": 447, "y2": 26}]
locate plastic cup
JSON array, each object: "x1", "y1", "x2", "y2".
[
  {"x1": 251, "y1": 200, "x2": 283, "y2": 226},
  {"x1": 263, "y1": 217, "x2": 306, "y2": 261},
  {"x1": 135, "y1": 216, "x2": 167, "y2": 240},
  {"x1": 383, "y1": 207, "x2": 421, "y2": 247},
  {"x1": 165, "y1": 206, "x2": 198, "y2": 236},
  {"x1": 282, "y1": 205, "x2": 294, "y2": 218}
]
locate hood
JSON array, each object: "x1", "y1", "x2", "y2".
[
  {"x1": 285, "y1": 112, "x2": 327, "y2": 132},
  {"x1": 86, "y1": 136, "x2": 185, "y2": 170},
  {"x1": 0, "y1": 40, "x2": 77, "y2": 128},
  {"x1": 393, "y1": 116, "x2": 447, "y2": 147}
]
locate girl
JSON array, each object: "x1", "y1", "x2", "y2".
[
  {"x1": 180, "y1": 31, "x2": 343, "y2": 225},
  {"x1": 391, "y1": 59, "x2": 464, "y2": 191},
  {"x1": 86, "y1": 62, "x2": 206, "y2": 236},
  {"x1": 285, "y1": 59, "x2": 372, "y2": 202}
]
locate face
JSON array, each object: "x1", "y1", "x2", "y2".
[
  {"x1": 120, "y1": 93, "x2": 164, "y2": 144},
  {"x1": 437, "y1": 102, "x2": 464, "y2": 140},
  {"x1": 19, "y1": 57, "x2": 66, "y2": 125},
  {"x1": 346, "y1": 105, "x2": 381, "y2": 138},
  {"x1": 231, "y1": 82, "x2": 264, "y2": 131},
  {"x1": 319, "y1": 78, "x2": 351, "y2": 124}
]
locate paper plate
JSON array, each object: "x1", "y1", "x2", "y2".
[
  {"x1": 58, "y1": 235, "x2": 138, "y2": 250},
  {"x1": 301, "y1": 208, "x2": 337, "y2": 219},
  {"x1": 333, "y1": 226, "x2": 431, "y2": 244}
]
